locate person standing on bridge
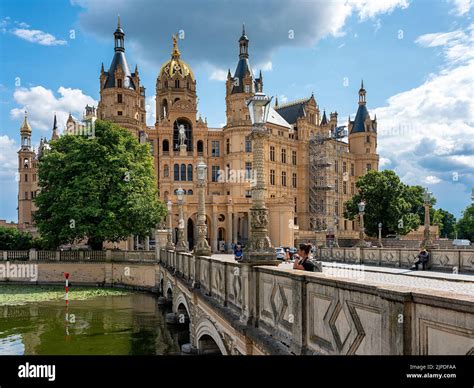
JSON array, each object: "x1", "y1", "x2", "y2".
[{"x1": 234, "y1": 244, "x2": 243, "y2": 262}]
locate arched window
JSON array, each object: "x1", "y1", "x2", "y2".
[
  {"x1": 23, "y1": 158, "x2": 29, "y2": 168},
  {"x1": 181, "y1": 164, "x2": 186, "y2": 181},
  {"x1": 187, "y1": 164, "x2": 193, "y2": 181},
  {"x1": 164, "y1": 164, "x2": 169, "y2": 177},
  {"x1": 226, "y1": 139, "x2": 230, "y2": 154},
  {"x1": 197, "y1": 140, "x2": 204, "y2": 154},
  {"x1": 174, "y1": 164, "x2": 179, "y2": 181},
  {"x1": 173, "y1": 119, "x2": 193, "y2": 151},
  {"x1": 174, "y1": 98, "x2": 180, "y2": 103},
  {"x1": 163, "y1": 139, "x2": 169, "y2": 153}
]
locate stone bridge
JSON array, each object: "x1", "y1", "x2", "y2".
[{"x1": 0, "y1": 249, "x2": 473, "y2": 355}]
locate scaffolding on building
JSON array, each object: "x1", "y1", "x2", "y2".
[{"x1": 309, "y1": 125, "x2": 347, "y2": 242}]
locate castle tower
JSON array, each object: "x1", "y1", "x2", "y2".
[
  {"x1": 97, "y1": 16, "x2": 146, "y2": 136},
  {"x1": 348, "y1": 80, "x2": 379, "y2": 176},
  {"x1": 225, "y1": 25, "x2": 262, "y2": 126},
  {"x1": 17, "y1": 111, "x2": 37, "y2": 231},
  {"x1": 155, "y1": 34, "x2": 198, "y2": 156}
]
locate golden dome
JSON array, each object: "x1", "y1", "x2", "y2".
[{"x1": 158, "y1": 34, "x2": 195, "y2": 81}]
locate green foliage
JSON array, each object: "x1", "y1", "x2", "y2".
[
  {"x1": 433, "y1": 208, "x2": 457, "y2": 239},
  {"x1": 0, "y1": 227, "x2": 34, "y2": 250},
  {"x1": 34, "y1": 120, "x2": 166, "y2": 249},
  {"x1": 344, "y1": 170, "x2": 426, "y2": 237},
  {"x1": 457, "y1": 204, "x2": 474, "y2": 242}
]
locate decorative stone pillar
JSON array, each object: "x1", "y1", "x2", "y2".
[
  {"x1": 166, "y1": 200, "x2": 175, "y2": 250},
  {"x1": 176, "y1": 188, "x2": 188, "y2": 252},
  {"x1": 212, "y1": 211, "x2": 218, "y2": 253},
  {"x1": 227, "y1": 210, "x2": 233, "y2": 253},
  {"x1": 244, "y1": 128, "x2": 276, "y2": 262},
  {"x1": 194, "y1": 158, "x2": 211, "y2": 256},
  {"x1": 233, "y1": 213, "x2": 238, "y2": 244}
]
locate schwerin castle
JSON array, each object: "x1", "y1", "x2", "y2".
[{"x1": 17, "y1": 19, "x2": 379, "y2": 252}]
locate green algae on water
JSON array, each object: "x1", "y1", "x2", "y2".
[{"x1": 0, "y1": 285, "x2": 129, "y2": 306}]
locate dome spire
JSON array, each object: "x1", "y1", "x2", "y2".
[{"x1": 172, "y1": 33, "x2": 181, "y2": 59}]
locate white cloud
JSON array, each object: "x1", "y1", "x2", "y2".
[
  {"x1": 145, "y1": 95, "x2": 156, "y2": 126},
  {"x1": 12, "y1": 28, "x2": 67, "y2": 46},
  {"x1": 423, "y1": 175, "x2": 442, "y2": 184},
  {"x1": 209, "y1": 67, "x2": 228, "y2": 82},
  {"x1": 256, "y1": 61, "x2": 273, "y2": 72},
  {"x1": 10, "y1": 86, "x2": 97, "y2": 132},
  {"x1": 374, "y1": 23, "x2": 474, "y2": 212},
  {"x1": 379, "y1": 157, "x2": 392, "y2": 168},
  {"x1": 447, "y1": 0, "x2": 474, "y2": 15},
  {"x1": 347, "y1": 0, "x2": 410, "y2": 20},
  {"x1": 0, "y1": 135, "x2": 18, "y2": 181},
  {"x1": 278, "y1": 95, "x2": 288, "y2": 104}
]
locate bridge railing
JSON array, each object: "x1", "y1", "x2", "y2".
[
  {"x1": 318, "y1": 247, "x2": 474, "y2": 273},
  {"x1": 159, "y1": 247, "x2": 473, "y2": 355}
]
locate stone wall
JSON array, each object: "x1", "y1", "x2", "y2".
[{"x1": 318, "y1": 247, "x2": 474, "y2": 273}]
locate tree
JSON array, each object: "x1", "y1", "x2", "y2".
[
  {"x1": 344, "y1": 170, "x2": 425, "y2": 237},
  {"x1": 0, "y1": 227, "x2": 34, "y2": 250},
  {"x1": 433, "y1": 208, "x2": 456, "y2": 239},
  {"x1": 34, "y1": 120, "x2": 166, "y2": 249},
  {"x1": 457, "y1": 204, "x2": 474, "y2": 242}
]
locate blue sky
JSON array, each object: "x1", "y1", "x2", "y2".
[{"x1": 0, "y1": 0, "x2": 473, "y2": 223}]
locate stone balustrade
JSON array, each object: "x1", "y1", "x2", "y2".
[
  {"x1": 318, "y1": 247, "x2": 474, "y2": 273},
  {"x1": 160, "y1": 249, "x2": 473, "y2": 355}
]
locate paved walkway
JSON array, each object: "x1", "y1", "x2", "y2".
[{"x1": 211, "y1": 254, "x2": 474, "y2": 297}]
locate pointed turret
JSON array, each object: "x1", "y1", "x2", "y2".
[
  {"x1": 320, "y1": 110, "x2": 328, "y2": 126},
  {"x1": 230, "y1": 26, "x2": 255, "y2": 94},
  {"x1": 20, "y1": 110, "x2": 32, "y2": 150},
  {"x1": 275, "y1": 96, "x2": 279, "y2": 108},
  {"x1": 51, "y1": 113, "x2": 59, "y2": 140},
  {"x1": 358, "y1": 79, "x2": 366, "y2": 105}
]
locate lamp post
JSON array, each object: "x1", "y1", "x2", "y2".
[
  {"x1": 194, "y1": 158, "x2": 211, "y2": 256},
  {"x1": 356, "y1": 201, "x2": 366, "y2": 247},
  {"x1": 166, "y1": 200, "x2": 175, "y2": 250},
  {"x1": 333, "y1": 215, "x2": 339, "y2": 248},
  {"x1": 378, "y1": 222, "x2": 383, "y2": 248},
  {"x1": 244, "y1": 91, "x2": 276, "y2": 262},
  {"x1": 175, "y1": 187, "x2": 188, "y2": 252}
]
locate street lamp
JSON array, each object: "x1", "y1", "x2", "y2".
[
  {"x1": 166, "y1": 200, "x2": 175, "y2": 250},
  {"x1": 244, "y1": 91, "x2": 277, "y2": 262},
  {"x1": 175, "y1": 187, "x2": 188, "y2": 252},
  {"x1": 356, "y1": 200, "x2": 366, "y2": 247},
  {"x1": 378, "y1": 222, "x2": 383, "y2": 248},
  {"x1": 194, "y1": 158, "x2": 211, "y2": 256}
]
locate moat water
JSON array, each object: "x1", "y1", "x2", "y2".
[{"x1": 0, "y1": 285, "x2": 188, "y2": 355}]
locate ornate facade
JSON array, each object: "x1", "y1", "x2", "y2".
[{"x1": 18, "y1": 20, "x2": 379, "y2": 250}]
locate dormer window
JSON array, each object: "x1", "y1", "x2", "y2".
[
  {"x1": 117, "y1": 79, "x2": 122, "y2": 88},
  {"x1": 175, "y1": 79, "x2": 180, "y2": 88}
]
